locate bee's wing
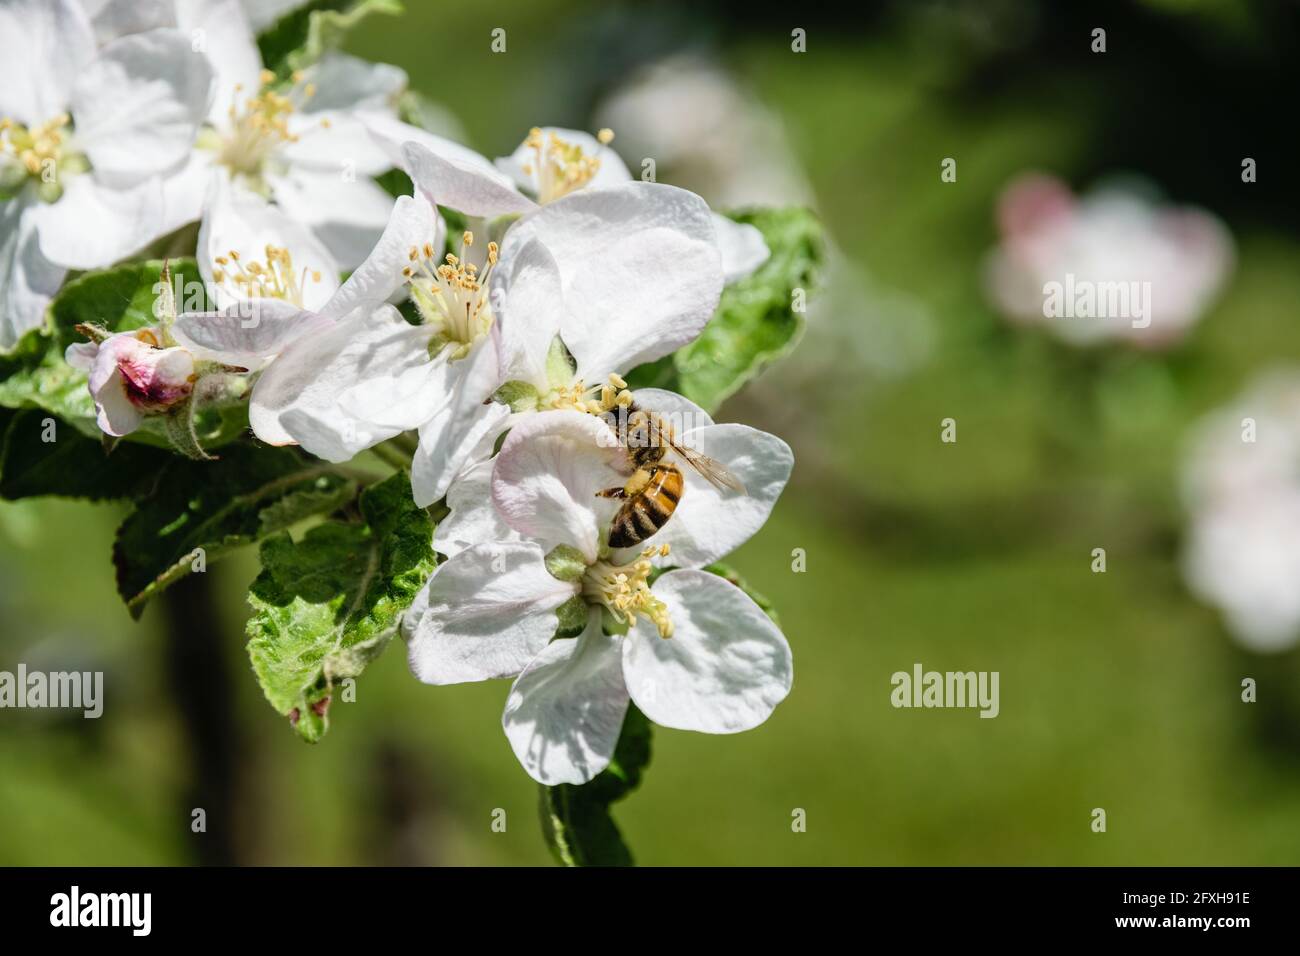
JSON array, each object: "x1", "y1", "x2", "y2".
[{"x1": 670, "y1": 439, "x2": 747, "y2": 494}]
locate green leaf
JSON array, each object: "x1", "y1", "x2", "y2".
[
  {"x1": 626, "y1": 207, "x2": 823, "y2": 412},
  {"x1": 245, "y1": 471, "x2": 436, "y2": 742},
  {"x1": 258, "y1": 0, "x2": 403, "y2": 79},
  {"x1": 374, "y1": 166, "x2": 412, "y2": 200},
  {"x1": 0, "y1": 259, "x2": 218, "y2": 443},
  {"x1": 538, "y1": 704, "x2": 653, "y2": 866},
  {"x1": 49, "y1": 259, "x2": 202, "y2": 351},
  {"x1": 0, "y1": 410, "x2": 171, "y2": 501},
  {"x1": 113, "y1": 445, "x2": 358, "y2": 617}
]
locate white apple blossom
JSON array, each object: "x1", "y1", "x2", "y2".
[
  {"x1": 501, "y1": 127, "x2": 769, "y2": 281},
  {"x1": 403, "y1": 410, "x2": 794, "y2": 785},
  {"x1": 85, "y1": 0, "x2": 409, "y2": 268},
  {"x1": 197, "y1": 175, "x2": 341, "y2": 312},
  {"x1": 432, "y1": 389, "x2": 754, "y2": 561},
  {"x1": 193, "y1": 174, "x2": 428, "y2": 461},
  {"x1": 411, "y1": 170, "x2": 731, "y2": 532},
  {"x1": 248, "y1": 158, "x2": 724, "y2": 506},
  {"x1": 365, "y1": 117, "x2": 768, "y2": 282},
  {"x1": 1181, "y1": 369, "x2": 1300, "y2": 653},
  {"x1": 0, "y1": 0, "x2": 214, "y2": 348},
  {"x1": 243, "y1": 189, "x2": 492, "y2": 473},
  {"x1": 985, "y1": 172, "x2": 1234, "y2": 348}
]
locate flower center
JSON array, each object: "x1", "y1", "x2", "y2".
[
  {"x1": 0, "y1": 113, "x2": 87, "y2": 202},
  {"x1": 581, "y1": 544, "x2": 674, "y2": 638},
  {"x1": 544, "y1": 372, "x2": 633, "y2": 414},
  {"x1": 212, "y1": 245, "x2": 322, "y2": 306},
  {"x1": 117, "y1": 330, "x2": 196, "y2": 411},
  {"x1": 209, "y1": 70, "x2": 325, "y2": 188},
  {"x1": 403, "y1": 231, "x2": 498, "y2": 356},
  {"x1": 519, "y1": 127, "x2": 614, "y2": 203}
]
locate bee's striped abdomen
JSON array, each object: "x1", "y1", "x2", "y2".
[{"x1": 608, "y1": 466, "x2": 683, "y2": 548}]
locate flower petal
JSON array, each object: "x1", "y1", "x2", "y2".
[
  {"x1": 319, "y1": 193, "x2": 438, "y2": 320},
  {"x1": 502, "y1": 611, "x2": 630, "y2": 785},
  {"x1": 0, "y1": 199, "x2": 66, "y2": 350},
  {"x1": 171, "y1": 299, "x2": 328, "y2": 370},
  {"x1": 86, "y1": 334, "x2": 156, "y2": 436},
  {"x1": 629, "y1": 423, "x2": 793, "y2": 567},
  {"x1": 297, "y1": 52, "x2": 406, "y2": 113},
  {"x1": 176, "y1": 0, "x2": 262, "y2": 128},
  {"x1": 359, "y1": 112, "x2": 488, "y2": 171},
  {"x1": 404, "y1": 541, "x2": 576, "y2": 685},
  {"x1": 491, "y1": 410, "x2": 627, "y2": 562},
  {"x1": 31, "y1": 174, "x2": 163, "y2": 271},
  {"x1": 402, "y1": 140, "x2": 537, "y2": 218},
  {"x1": 198, "y1": 175, "x2": 340, "y2": 311},
  {"x1": 713, "y1": 213, "x2": 769, "y2": 283},
  {"x1": 492, "y1": 236, "x2": 566, "y2": 391},
  {"x1": 0, "y1": 0, "x2": 94, "y2": 126},
  {"x1": 281, "y1": 111, "x2": 393, "y2": 178},
  {"x1": 409, "y1": 335, "x2": 512, "y2": 506},
  {"x1": 82, "y1": 0, "x2": 175, "y2": 44},
  {"x1": 86, "y1": 333, "x2": 134, "y2": 396},
  {"x1": 337, "y1": 353, "x2": 453, "y2": 433},
  {"x1": 630, "y1": 387, "x2": 714, "y2": 431},
  {"x1": 266, "y1": 167, "x2": 396, "y2": 271},
  {"x1": 247, "y1": 304, "x2": 428, "y2": 459},
  {"x1": 434, "y1": 460, "x2": 522, "y2": 558},
  {"x1": 91, "y1": 367, "x2": 144, "y2": 436},
  {"x1": 71, "y1": 28, "x2": 214, "y2": 186},
  {"x1": 157, "y1": 151, "x2": 214, "y2": 237},
  {"x1": 64, "y1": 341, "x2": 97, "y2": 371},
  {"x1": 623, "y1": 569, "x2": 792, "y2": 733},
  {"x1": 500, "y1": 181, "x2": 722, "y2": 380}
]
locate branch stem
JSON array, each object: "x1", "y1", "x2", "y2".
[{"x1": 371, "y1": 440, "x2": 413, "y2": 471}]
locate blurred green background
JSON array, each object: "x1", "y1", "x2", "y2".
[{"x1": 3, "y1": 0, "x2": 1300, "y2": 865}]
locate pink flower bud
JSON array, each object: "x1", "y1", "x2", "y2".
[{"x1": 67, "y1": 329, "x2": 196, "y2": 436}]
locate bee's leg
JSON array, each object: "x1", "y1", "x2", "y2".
[{"x1": 596, "y1": 486, "x2": 628, "y2": 499}]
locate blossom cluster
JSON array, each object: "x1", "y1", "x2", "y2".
[{"x1": 0, "y1": 0, "x2": 795, "y2": 782}]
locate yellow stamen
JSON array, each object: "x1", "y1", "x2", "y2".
[
  {"x1": 521, "y1": 126, "x2": 613, "y2": 203},
  {"x1": 582, "y1": 544, "x2": 673, "y2": 638},
  {"x1": 216, "y1": 245, "x2": 320, "y2": 306},
  {"x1": 212, "y1": 71, "x2": 323, "y2": 183},
  {"x1": 404, "y1": 232, "x2": 497, "y2": 348},
  {"x1": 0, "y1": 112, "x2": 73, "y2": 183}
]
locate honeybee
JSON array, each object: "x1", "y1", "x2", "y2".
[{"x1": 597, "y1": 402, "x2": 746, "y2": 548}]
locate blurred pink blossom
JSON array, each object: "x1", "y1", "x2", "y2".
[{"x1": 986, "y1": 173, "x2": 1233, "y2": 348}]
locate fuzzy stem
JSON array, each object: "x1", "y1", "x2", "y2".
[{"x1": 371, "y1": 439, "x2": 413, "y2": 471}]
